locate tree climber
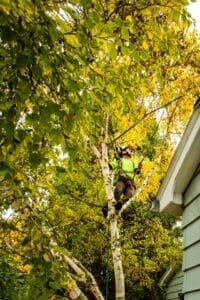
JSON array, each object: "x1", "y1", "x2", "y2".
[{"x1": 102, "y1": 146, "x2": 142, "y2": 218}]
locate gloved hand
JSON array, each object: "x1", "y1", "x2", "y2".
[
  {"x1": 138, "y1": 162, "x2": 143, "y2": 169},
  {"x1": 115, "y1": 154, "x2": 120, "y2": 160},
  {"x1": 108, "y1": 163, "x2": 113, "y2": 170}
]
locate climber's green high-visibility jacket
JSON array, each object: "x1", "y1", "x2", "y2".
[{"x1": 109, "y1": 157, "x2": 138, "y2": 181}]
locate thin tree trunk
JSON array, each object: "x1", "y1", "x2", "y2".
[
  {"x1": 90, "y1": 115, "x2": 125, "y2": 300},
  {"x1": 110, "y1": 216, "x2": 125, "y2": 300},
  {"x1": 101, "y1": 141, "x2": 125, "y2": 300}
]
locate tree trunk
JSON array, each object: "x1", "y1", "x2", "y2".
[
  {"x1": 50, "y1": 243, "x2": 104, "y2": 300},
  {"x1": 89, "y1": 115, "x2": 125, "y2": 300},
  {"x1": 101, "y1": 141, "x2": 125, "y2": 300},
  {"x1": 66, "y1": 273, "x2": 88, "y2": 300},
  {"x1": 110, "y1": 216, "x2": 125, "y2": 300}
]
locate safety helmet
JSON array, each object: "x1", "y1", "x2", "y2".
[{"x1": 117, "y1": 146, "x2": 133, "y2": 157}]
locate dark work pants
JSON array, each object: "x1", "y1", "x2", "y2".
[
  {"x1": 114, "y1": 177, "x2": 136, "y2": 204},
  {"x1": 102, "y1": 177, "x2": 136, "y2": 217}
]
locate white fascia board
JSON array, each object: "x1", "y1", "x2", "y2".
[{"x1": 157, "y1": 106, "x2": 200, "y2": 216}]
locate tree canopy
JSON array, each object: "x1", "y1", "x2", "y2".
[{"x1": 0, "y1": 0, "x2": 200, "y2": 299}]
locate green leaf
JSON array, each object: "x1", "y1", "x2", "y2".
[
  {"x1": 49, "y1": 280, "x2": 61, "y2": 290},
  {"x1": 40, "y1": 288, "x2": 54, "y2": 300},
  {"x1": 80, "y1": 0, "x2": 92, "y2": 5},
  {"x1": 1, "y1": 25, "x2": 19, "y2": 42},
  {"x1": 32, "y1": 63, "x2": 42, "y2": 80},
  {"x1": 108, "y1": 43, "x2": 117, "y2": 59},
  {"x1": 0, "y1": 165, "x2": 11, "y2": 179},
  {"x1": 56, "y1": 166, "x2": 66, "y2": 173},
  {"x1": 16, "y1": 77, "x2": 32, "y2": 101},
  {"x1": 121, "y1": 26, "x2": 129, "y2": 40},
  {"x1": 121, "y1": 46, "x2": 129, "y2": 55},
  {"x1": 132, "y1": 49, "x2": 140, "y2": 62},
  {"x1": 4, "y1": 121, "x2": 14, "y2": 140},
  {"x1": 16, "y1": 55, "x2": 32, "y2": 69},
  {"x1": 140, "y1": 50, "x2": 150, "y2": 61},
  {"x1": 29, "y1": 152, "x2": 42, "y2": 167}
]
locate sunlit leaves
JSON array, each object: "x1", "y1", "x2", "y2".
[
  {"x1": 122, "y1": 200, "x2": 182, "y2": 293},
  {"x1": 0, "y1": 0, "x2": 199, "y2": 298}
]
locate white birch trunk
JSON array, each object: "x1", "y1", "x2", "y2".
[
  {"x1": 66, "y1": 273, "x2": 88, "y2": 300},
  {"x1": 101, "y1": 141, "x2": 125, "y2": 300},
  {"x1": 50, "y1": 243, "x2": 104, "y2": 300},
  {"x1": 90, "y1": 117, "x2": 125, "y2": 300}
]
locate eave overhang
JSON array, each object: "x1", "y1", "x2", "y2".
[{"x1": 157, "y1": 101, "x2": 200, "y2": 216}]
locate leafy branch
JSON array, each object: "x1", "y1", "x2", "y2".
[{"x1": 108, "y1": 90, "x2": 192, "y2": 145}]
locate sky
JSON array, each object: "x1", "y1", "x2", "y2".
[{"x1": 187, "y1": 1, "x2": 200, "y2": 31}]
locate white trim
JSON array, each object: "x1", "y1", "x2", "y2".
[{"x1": 157, "y1": 104, "x2": 200, "y2": 216}]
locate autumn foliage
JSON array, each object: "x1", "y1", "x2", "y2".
[{"x1": 0, "y1": 0, "x2": 200, "y2": 299}]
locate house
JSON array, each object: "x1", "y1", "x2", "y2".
[
  {"x1": 159, "y1": 268, "x2": 184, "y2": 300},
  {"x1": 155, "y1": 99, "x2": 200, "y2": 300}
]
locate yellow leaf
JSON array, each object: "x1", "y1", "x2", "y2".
[
  {"x1": 42, "y1": 67, "x2": 52, "y2": 76},
  {"x1": 14, "y1": 172, "x2": 24, "y2": 180},
  {"x1": 64, "y1": 34, "x2": 81, "y2": 48},
  {"x1": 142, "y1": 40, "x2": 149, "y2": 50},
  {"x1": 19, "y1": 264, "x2": 32, "y2": 273},
  {"x1": 147, "y1": 31, "x2": 153, "y2": 40},
  {"x1": 18, "y1": 0, "x2": 35, "y2": 16},
  {"x1": 92, "y1": 65, "x2": 102, "y2": 74},
  {"x1": 0, "y1": 0, "x2": 11, "y2": 14},
  {"x1": 126, "y1": 15, "x2": 132, "y2": 22}
]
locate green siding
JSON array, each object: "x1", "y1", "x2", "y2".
[
  {"x1": 182, "y1": 195, "x2": 200, "y2": 228},
  {"x1": 183, "y1": 218, "x2": 200, "y2": 249},
  {"x1": 183, "y1": 268, "x2": 200, "y2": 292},
  {"x1": 168, "y1": 275, "x2": 184, "y2": 287},
  {"x1": 182, "y1": 172, "x2": 200, "y2": 299},
  {"x1": 183, "y1": 242, "x2": 200, "y2": 270},
  {"x1": 166, "y1": 271, "x2": 183, "y2": 300},
  {"x1": 166, "y1": 291, "x2": 181, "y2": 300},
  {"x1": 184, "y1": 291, "x2": 200, "y2": 300},
  {"x1": 184, "y1": 173, "x2": 200, "y2": 206}
]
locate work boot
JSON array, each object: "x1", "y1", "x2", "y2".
[
  {"x1": 102, "y1": 204, "x2": 108, "y2": 218},
  {"x1": 115, "y1": 200, "x2": 123, "y2": 211}
]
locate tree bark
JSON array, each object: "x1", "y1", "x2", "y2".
[
  {"x1": 90, "y1": 115, "x2": 125, "y2": 300},
  {"x1": 101, "y1": 141, "x2": 125, "y2": 300},
  {"x1": 50, "y1": 243, "x2": 104, "y2": 300}
]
